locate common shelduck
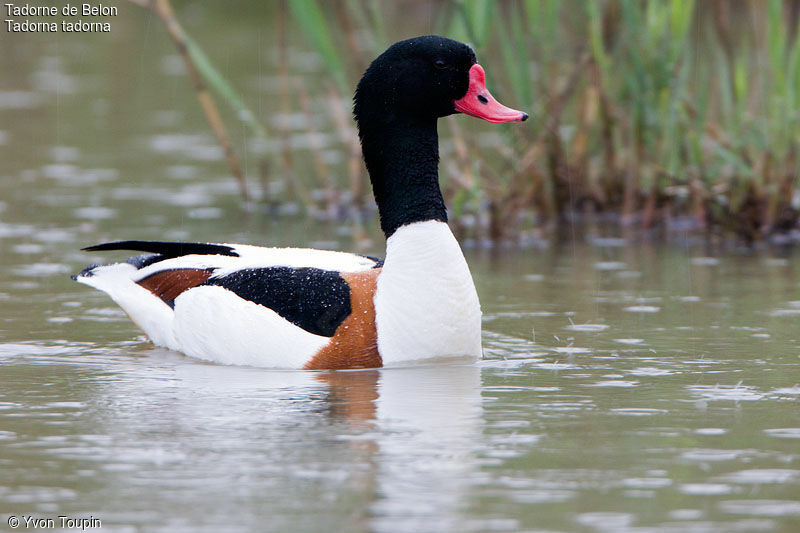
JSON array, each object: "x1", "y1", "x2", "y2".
[{"x1": 74, "y1": 36, "x2": 527, "y2": 369}]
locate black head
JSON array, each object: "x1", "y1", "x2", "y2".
[
  {"x1": 354, "y1": 35, "x2": 477, "y2": 128},
  {"x1": 352, "y1": 36, "x2": 527, "y2": 237}
]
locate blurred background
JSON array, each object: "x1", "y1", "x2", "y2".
[{"x1": 2, "y1": 0, "x2": 798, "y2": 248}]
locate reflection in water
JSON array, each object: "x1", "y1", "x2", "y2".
[
  {"x1": 318, "y1": 370, "x2": 380, "y2": 425},
  {"x1": 8, "y1": 356, "x2": 482, "y2": 531},
  {"x1": 372, "y1": 366, "x2": 482, "y2": 533},
  {"x1": 318, "y1": 365, "x2": 483, "y2": 533},
  {"x1": 1, "y1": 358, "x2": 472, "y2": 531}
]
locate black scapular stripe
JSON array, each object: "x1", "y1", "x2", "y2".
[
  {"x1": 361, "y1": 254, "x2": 384, "y2": 268},
  {"x1": 204, "y1": 267, "x2": 351, "y2": 338},
  {"x1": 83, "y1": 240, "x2": 239, "y2": 259}
]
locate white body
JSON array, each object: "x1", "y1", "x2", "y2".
[{"x1": 76, "y1": 222, "x2": 482, "y2": 368}]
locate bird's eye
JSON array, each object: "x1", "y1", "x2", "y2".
[{"x1": 434, "y1": 59, "x2": 446, "y2": 69}]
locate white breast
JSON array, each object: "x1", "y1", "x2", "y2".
[{"x1": 374, "y1": 220, "x2": 482, "y2": 365}]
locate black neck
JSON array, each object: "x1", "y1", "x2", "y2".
[{"x1": 360, "y1": 114, "x2": 447, "y2": 238}]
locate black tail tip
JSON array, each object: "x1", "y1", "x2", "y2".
[{"x1": 72, "y1": 264, "x2": 98, "y2": 280}]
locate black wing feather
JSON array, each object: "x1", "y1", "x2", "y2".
[{"x1": 82, "y1": 240, "x2": 239, "y2": 259}]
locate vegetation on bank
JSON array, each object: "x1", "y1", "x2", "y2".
[{"x1": 138, "y1": 0, "x2": 800, "y2": 243}]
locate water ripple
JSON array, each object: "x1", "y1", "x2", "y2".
[
  {"x1": 565, "y1": 323, "x2": 610, "y2": 332},
  {"x1": 623, "y1": 305, "x2": 661, "y2": 313},
  {"x1": 687, "y1": 384, "x2": 765, "y2": 402},
  {"x1": 764, "y1": 428, "x2": 800, "y2": 439},
  {"x1": 679, "y1": 483, "x2": 734, "y2": 495},
  {"x1": 718, "y1": 500, "x2": 800, "y2": 517},
  {"x1": 717, "y1": 469, "x2": 800, "y2": 484}
]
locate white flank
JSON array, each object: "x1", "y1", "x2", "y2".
[
  {"x1": 374, "y1": 220, "x2": 482, "y2": 365},
  {"x1": 172, "y1": 286, "x2": 328, "y2": 368}
]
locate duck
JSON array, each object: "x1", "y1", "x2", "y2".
[{"x1": 73, "y1": 35, "x2": 527, "y2": 370}]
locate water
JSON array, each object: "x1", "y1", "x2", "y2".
[
  {"x1": 3, "y1": 247, "x2": 800, "y2": 533},
  {"x1": 2, "y1": 5, "x2": 800, "y2": 532}
]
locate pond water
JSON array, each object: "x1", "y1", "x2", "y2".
[{"x1": 2, "y1": 4, "x2": 800, "y2": 533}]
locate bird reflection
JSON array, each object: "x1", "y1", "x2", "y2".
[
  {"x1": 316, "y1": 369, "x2": 380, "y2": 425},
  {"x1": 315, "y1": 364, "x2": 483, "y2": 533}
]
